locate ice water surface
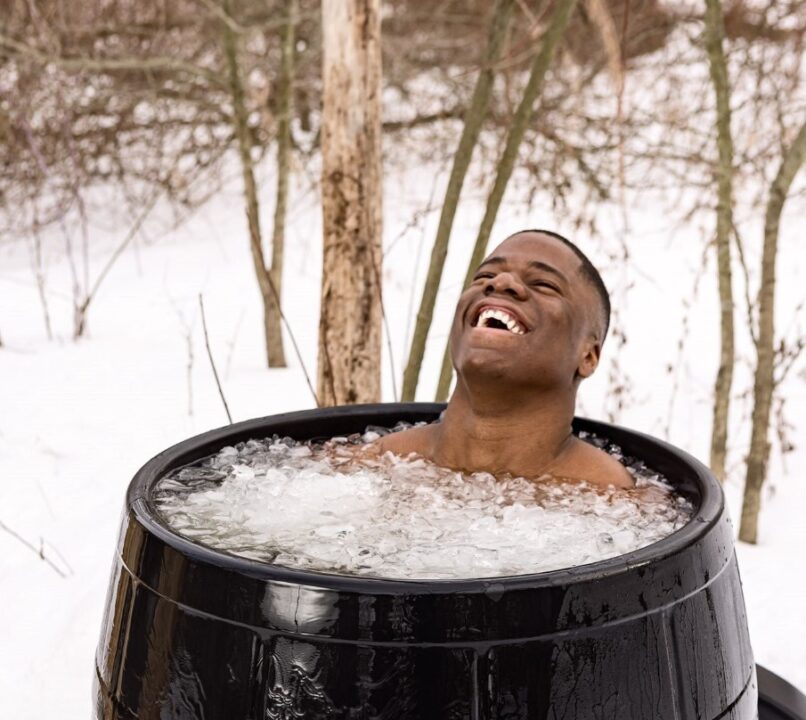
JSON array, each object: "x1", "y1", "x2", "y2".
[{"x1": 154, "y1": 426, "x2": 694, "y2": 579}]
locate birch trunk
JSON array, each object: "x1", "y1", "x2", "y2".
[
  {"x1": 704, "y1": 0, "x2": 735, "y2": 482},
  {"x1": 435, "y1": 0, "x2": 579, "y2": 401},
  {"x1": 739, "y1": 119, "x2": 806, "y2": 544},
  {"x1": 400, "y1": 0, "x2": 516, "y2": 401},
  {"x1": 265, "y1": 0, "x2": 297, "y2": 368},
  {"x1": 318, "y1": 0, "x2": 383, "y2": 405}
]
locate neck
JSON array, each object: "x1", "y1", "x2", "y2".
[{"x1": 431, "y1": 375, "x2": 577, "y2": 477}]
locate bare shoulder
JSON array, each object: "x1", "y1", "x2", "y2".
[
  {"x1": 365, "y1": 423, "x2": 437, "y2": 460},
  {"x1": 555, "y1": 437, "x2": 634, "y2": 489}
]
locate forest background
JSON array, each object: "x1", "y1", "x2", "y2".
[{"x1": 1, "y1": 0, "x2": 805, "y2": 716}]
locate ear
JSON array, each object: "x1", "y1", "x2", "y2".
[{"x1": 576, "y1": 336, "x2": 601, "y2": 380}]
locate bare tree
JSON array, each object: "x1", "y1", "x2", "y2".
[
  {"x1": 739, "y1": 117, "x2": 806, "y2": 544},
  {"x1": 704, "y1": 0, "x2": 736, "y2": 483},
  {"x1": 317, "y1": 0, "x2": 383, "y2": 405},
  {"x1": 265, "y1": 0, "x2": 297, "y2": 368},
  {"x1": 221, "y1": 0, "x2": 283, "y2": 369},
  {"x1": 0, "y1": 0, "x2": 306, "y2": 344},
  {"x1": 400, "y1": 0, "x2": 516, "y2": 401},
  {"x1": 435, "y1": 0, "x2": 580, "y2": 400}
]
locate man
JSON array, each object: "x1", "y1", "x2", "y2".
[{"x1": 373, "y1": 229, "x2": 633, "y2": 489}]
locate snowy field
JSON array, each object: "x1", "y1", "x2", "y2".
[{"x1": 1, "y1": 162, "x2": 804, "y2": 718}]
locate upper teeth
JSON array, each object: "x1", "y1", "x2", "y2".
[{"x1": 476, "y1": 308, "x2": 526, "y2": 334}]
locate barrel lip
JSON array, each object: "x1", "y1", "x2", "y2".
[
  {"x1": 758, "y1": 664, "x2": 806, "y2": 719},
  {"x1": 127, "y1": 403, "x2": 724, "y2": 595},
  {"x1": 126, "y1": 402, "x2": 724, "y2": 595}
]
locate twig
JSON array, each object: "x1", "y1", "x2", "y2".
[
  {"x1": 41, "y1": 537, "x2": 73, "y2": 576},
  {"x1": 167, "y1": 294, "x2": 200, "y2": 417},
  {"x1": 194, "y1": 0, "x2": 246, "y2": 34},
  {"x1": 78, "y1": 188, "x2": 162, "y2": 323},
  {"x1": 262, "y1": 262, "x2": 320, "y2": 407},
  {"x1": 185, "y1": 331, "x2": 195, "y2": 417},
  {"x1": 394, "y1": 161, "x2": 447, "y2": 362},
  {"x1": 18, "y1": 114, "x2": 81, "y2": 335},
  {"x1": 515, "y1": 0, "x2": 538, "y2": 27},
  {"x1": 369, "y1": 248, "x2": 398, "y2": 402},
  {"x1": 28, "y1": 223, "x2": 53, "y2": 341},
  {"x1": 0, "y1": 518, "x2": 69, "y2": 578},
  {"x1": 198, "y1": 294, "x2": 233, "y2": 424},
  {"x1": 732, "y1": 219, "x2": 759, "y2": 349},
  {"x1": 0, "y1": 33, "x2": 226, "y2": 88},
  {"x1": 774, "y1": 333, "x2": 806, "y2": 388},
  {"x1": 664, "y1": 239, "x2": 709, "y2": 438},
  {"x1": 224, "y1": 307, "x2": 246, "y2": 379}
]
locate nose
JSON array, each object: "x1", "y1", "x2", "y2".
[{"x1": 483, "y1": 271, "x2": 528, "y2": 300}]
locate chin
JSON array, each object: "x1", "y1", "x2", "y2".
[
  {"x1": 459, "y1": 355, "x2": 558, "y2": 391},
  {"x1": 457, "y1": 354, "x2": 520, "y2": 385}
]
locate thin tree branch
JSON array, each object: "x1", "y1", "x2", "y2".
[
  {"x1": 731, "y1": 218, "x2": 759, "y2": 349},
  {"x1": 194, "y1": 0, "x2": 246, "y2": 34},
  {"x1": 0, "y1": 34, "x2": 226, "y2": 88},
  {"x1": 198, "y1": 294, "x2": 233, "y2": 424},
  {"x1": 370, "y1": 247, "x2": 398, "y2": 402},
  {"x1": 0, "y1": 518, "x2": 69, "y2": 578},
  {"x1": 400, "y1": 0, "x2": 516, "y2": 400},
  {"x1": 77, "y1": 188, "x2": 162, "y2": 330}
]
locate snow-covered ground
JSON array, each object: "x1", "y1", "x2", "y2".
[{"x1": 1, "y1": 161, "x2": 804, "y2": 718}]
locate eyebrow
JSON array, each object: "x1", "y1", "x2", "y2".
[{"x1": 477, "y1": 256, "x2": 569, "y2": 284}]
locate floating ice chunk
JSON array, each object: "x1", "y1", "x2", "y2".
[{"x1": 154, "y1": 429, "x2": 693, "y2": 580}]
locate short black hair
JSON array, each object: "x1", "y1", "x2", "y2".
[{"x1": 509, "y1": 228, "x2": 611, "y2": 342}]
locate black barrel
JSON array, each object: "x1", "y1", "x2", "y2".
[
  {"x1": 95, "y1": 403, "x2": 759, "y2": 719},
  {"x1": 759, "y1": 666, "x2": 806, "y2": 720}
]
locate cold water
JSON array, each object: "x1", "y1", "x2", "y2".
[{"x1": 154, "y1": 426, "x2": 693, "y2": 579}]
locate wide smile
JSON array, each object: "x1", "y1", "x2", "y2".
[{"x1": 470, "y1": 305, "x2": 528, "y2": 335}]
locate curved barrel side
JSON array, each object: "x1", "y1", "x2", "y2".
[{"x1": 94, "y1": 403, "x2": 758, "y2": 720}]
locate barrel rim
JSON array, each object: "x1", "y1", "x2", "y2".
[{"x1": 126, "y1": 402, "x2": 724, "y2": 594}]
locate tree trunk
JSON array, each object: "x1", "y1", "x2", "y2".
[
  {"x1": 318, "y1": 0, "x2": 383, "y2": 406},
  {"x1": 739, "y1": 118, "x2": 806, "y2": 544},
  {"x1": 704, "y1": 0, "x2": 736, "y2": 483},
  {"x1": 265, "y1": 0, "x2": 297, "y2": 368},
  {"x1": 435, "y1": 0, "x2": 579, "y2": 401},
  {"x1": 400, "y1": 0, "x2": 516, "y2": 401},
  {"x1": 222, "y1": 2, "x2": 276, "y2": 368}
]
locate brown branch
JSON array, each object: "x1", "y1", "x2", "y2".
[
  {"x1": 731, "y1": 219, "x2": 758, "y2": 349},
  {"x1": 74, "y1": 188, "x2": 162, "y2": 338},
  {"x1": 704, "y1": 0, "x2": 736, "y2": 482},
  {"x1": 0, "y1": 34, "x2": 225, "y2": 88},
  {"x1": 381, "y1": 107, "x2": 465, "y2": 131},
  {"x1": 370, "y1": 244, "x2": 398, "y2": 402},
  {"x1": 194, "y1": 0, "x2": 246, "y2": 34},
  {"x1": 264, "y1": 264, "x2": 321, "y2": 407},
  {"x1": 198, "y1": 294, "x2": 233, "y2": 424},
  {"x1": 740, "y1": 116, "x2": 806, "y2": 544},
  {"x1": 0, "y1": 518, "x2": 69, "y2": 578}
]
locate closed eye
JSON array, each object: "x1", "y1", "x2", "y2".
[
  {"x1": 473, "y1": 272, "x2": 496, "y2": 282},
  {"x1": 530, "y1": 280, "x2": 561, "y2": 293}
]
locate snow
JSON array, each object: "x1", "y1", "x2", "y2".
[{"x1": 1, "y1": 162, "x2": 805, "y2": 717}]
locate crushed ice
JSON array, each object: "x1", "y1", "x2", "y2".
[{"x1": 153, "y1": 424, "x2": 694, "y2": 579}]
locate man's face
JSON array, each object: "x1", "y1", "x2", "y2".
[{"x1": 449, "y1": 232, "x2": 602, "y2": 391}]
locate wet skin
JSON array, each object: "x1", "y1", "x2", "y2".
[{"x1": 373, "y1": 231, "x2": 633, "y2": 490}]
